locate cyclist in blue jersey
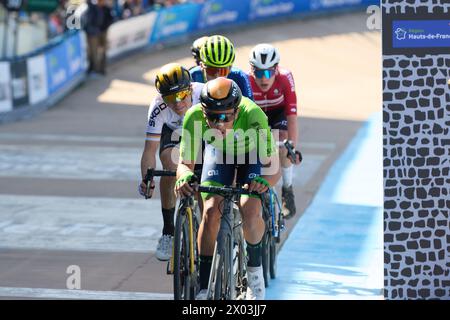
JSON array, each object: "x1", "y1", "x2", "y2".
[{"x1": 189, "y1": 35, "x2": 254, "y2": 100}]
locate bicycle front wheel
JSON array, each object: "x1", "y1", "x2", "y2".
[
  {"x1": 209, "y1": 234, "x2": 234, "y2": 300},
  {"x1": 173, "y1": 207, "x2": 197, "y2": 300},
  {"x1": 261, "y1": 230, "x2": 270, "y2": 287}
]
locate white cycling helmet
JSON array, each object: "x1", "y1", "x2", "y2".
[{"x1": 249, "y1": 43, "x2": 280, "y2": 69}]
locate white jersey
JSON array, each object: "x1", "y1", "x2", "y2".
[{"x1": 145, "y1": 82, "x2": 204, "y2": 141}]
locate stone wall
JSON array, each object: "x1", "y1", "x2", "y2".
[{"x1": 383, "y1": 1, "x2": 450, "y2": 299}]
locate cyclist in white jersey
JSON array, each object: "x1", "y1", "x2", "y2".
[{"x1": 139, "y1": 63, "x2": 204, "y2": 261}]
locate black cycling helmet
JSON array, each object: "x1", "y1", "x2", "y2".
[
  {"x1": 191, "y1": 36, "x2": 209, "y2": 66},
  {"x1": 155, "y1": 63, "x2": 191, "y2": 96},
  {"x1": 200, "y1": 77, "x2": 242, "y2": 112}
]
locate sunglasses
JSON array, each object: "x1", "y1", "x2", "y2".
[
  {"x1": 204, "y1": 111, "x2": 236, "y2": 124},
  {"x1": 204, "y1": 66, "x2": 231, "y2": 77},
  {"x1": 162, "y1": 88, "x2": 191, "y2": 104},
  {"x1": 254, "y1": 68, "x2": 276, "y2": 79}
]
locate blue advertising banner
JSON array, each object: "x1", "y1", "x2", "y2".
[
  {"x1": 197, "y1": 0, "x2": 250, "y2": 31},
  {"x1": 248, "y1": 0, "x2": 302, "y2": 21},
  {"x1": 150, "y1": 3, "x2": 202, "y2": 43},
  {"x1": 45, "y1": 40, "x2": 70, "y2": 95},
  {"x1": 65, "y1": 32, "x2": 86, "y2": 78},
  {"x1": 392, "y1": 20, "x2": 450, "y2": 48},
  {"x1": 308, "y1": 0, "x2": 372, "y2": 12}
]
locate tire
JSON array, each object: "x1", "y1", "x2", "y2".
[
  {"x1": 210, "y1": 235, "x2": 233, "y2": 300},
  {"x1": 269, "y1": 237, "x2": 277, "y2": 279},
  {"x1": 261, "y1": 231, "x2": 270, "y2": 288},
  {"x1": 173, "y1": 209, "x2": 196, "y2": 300},
  {"x1": 261, "y1": 198, "x2": 271, "y2": 288},
  {"x1": 234, "y1": 225, "x2": 247, "y2": 299}
]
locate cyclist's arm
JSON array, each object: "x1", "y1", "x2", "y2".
[
  {"x1": 176, "y1": 107, "x2": 202, "y2": 193},
  {"x1": 287, "y1": 115, "x2": 298, "y2": 147},
  {"x1": 249, "y1": 101, "x2": 281, "y2": 187},
  {"x1": 140, "y1": 136, "x2": 159, "y2": 180},
  {"x1": 283, "y1": 71, "x2": 298, "y2": 147}
]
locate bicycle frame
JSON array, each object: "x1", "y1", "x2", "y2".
[{"x1": 268, "y1": 187, "x2": 284, "y2": 238}]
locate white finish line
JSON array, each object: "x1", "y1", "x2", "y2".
[{"x1": 0, "y1": 287, "x2": 173, "y2": 300}]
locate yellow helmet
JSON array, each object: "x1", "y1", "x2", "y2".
[{"x1": 155, "y1": 63, "x2": 191, "y2": 96}]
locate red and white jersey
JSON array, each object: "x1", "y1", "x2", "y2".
[{"x1": 248, "y1": 67, "x2": 298, "y2": 116}]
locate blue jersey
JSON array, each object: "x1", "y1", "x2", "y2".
[{"x1": 189, "y1": 66, "x2": 254, "y2": 100}]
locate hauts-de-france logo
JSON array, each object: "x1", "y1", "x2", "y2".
[{"x1": 395, "y1": 28, "x2": 407, "y2": 40}]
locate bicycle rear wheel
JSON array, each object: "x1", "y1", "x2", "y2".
[
  {"x1": 269, "y1": 236, "x2": 277, "y2": 279},
  {"x1": 261, "y1": 196, "x2": 271, "y2": 288}
]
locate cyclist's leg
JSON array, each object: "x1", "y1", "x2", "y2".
[
  {"x1": 268, "y1": 109, "x2": 291, "y2": 177},
  {"x1": 155, "y1": 125, "x2": 180, "y2": 260},
  {"x1": 269, "y1": 110, "x2": 296, "y2": 217},
  {"x1": 236, "y1": 160, "x2": 265, "y2": 300},
  {"x1": 160, "y1": 125, "x2": 181, "y2": 233},
  {"x1": 236, "y1": 159, "x2": 265, "y2": 257},
  {"x1": 197, "y1": 144, "x2": 234, "y2": 293}
]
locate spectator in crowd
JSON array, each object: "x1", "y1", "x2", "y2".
[
  {"x1": 121, "y1": 0, "x2": 143, "y2": 19},
  {"x1": 154, "y1": 0, "x2": 184, "y2": 7},
  {"x1": 85, "y1": 0, "x2": 114, "y2": 75},
  {"x1": 48, "y1": 1, "x2": 68, "y2": 38}
]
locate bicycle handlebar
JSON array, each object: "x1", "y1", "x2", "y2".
[
  {"x1": 283, "y1": 139, "x2": 302, "y2": 164},
  {"x1": 144, "y1": 168, "x2": 202, "y2": 199},
  {"x1": 196, "y1": 185, "x2": 261, "y2": 198}
]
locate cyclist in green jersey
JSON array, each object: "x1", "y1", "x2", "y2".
[{"x1": 175, "y1": 77, "x2": 281, "y2": 300}]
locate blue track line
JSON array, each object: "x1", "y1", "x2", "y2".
[{"x1": 266, "y1": 113, "x2": 383, "y2": 300}]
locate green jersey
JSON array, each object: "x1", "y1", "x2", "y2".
[{"x1": 180, "y1": 97, "x2": 277, "y2": 163}]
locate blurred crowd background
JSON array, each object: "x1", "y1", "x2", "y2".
[{"x1": 0, "y1": 0, "x2": 206, "y2": 58}]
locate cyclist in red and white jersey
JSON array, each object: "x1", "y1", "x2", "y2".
[{"x1": 247, "y1": 43, "x2": 302, "y2": 219}]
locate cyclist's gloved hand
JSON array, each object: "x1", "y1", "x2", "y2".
[
  {"x1": 175, "y1": 171, "x2": 198, "y2": 197},
  {"x1": 139, "y1": 178, "x2": 155, "y2": 198},
  {"x1": 245, "y1": 176, "x2": 270, "y2": 194},
  {"x1": 292, "y1": 149, "x2": 302, "y2": 165},
  {"x1": 284, "y1": 140, "x2": 302, "y2": 165}
]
